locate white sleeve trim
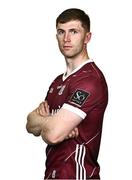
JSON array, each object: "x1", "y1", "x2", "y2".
[{"x1": 62, "y1": 103, "x2": 86, "y2": 119}]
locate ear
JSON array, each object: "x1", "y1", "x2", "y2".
[{"x1": 84, "y1": 32, "x2": 92, "y2": 44}]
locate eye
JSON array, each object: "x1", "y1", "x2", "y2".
[
  {"x1": 57, "y1": 29, "x2": 65, "y2": 35},
  {"x1": 70, "y1": 29, "x2": 78, "y2": 34}
]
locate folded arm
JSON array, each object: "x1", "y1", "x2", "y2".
[
  {"x1": 26, "y1": 102, "x2": 81, "y2": 145},
  {"x1": 40, "y1": 107, "x2": 82, "y2": 144}
]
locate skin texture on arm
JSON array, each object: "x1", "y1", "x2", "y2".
[
  {"x1": 40, "y1": 107, "x2": 82, "y2": 145},
  {"x1": 26, "y1": 101, "x2": 80, "y2": 144}
]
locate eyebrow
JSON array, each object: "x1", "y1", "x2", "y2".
[
  {"x1": 57, "y1": 28, "x2": 64, "y2": 31},
  {"x1": 57, "y1": 28, "x2": 80, "y2": 32}
]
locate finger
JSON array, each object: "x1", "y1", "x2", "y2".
[
  {"x1": 65, "y1": 128, "x2": 78, "y2": 140},
  {"x1": 44, "y1": 101, "x2": 50, "y2": 114},
  {"x1": 67, "y1": 131, "x2": 75, "y2": 139},
  {"x1": 36, "y1": 108, "x2": 39, "y2": 114},
  {"x1": 68, "y1": 128, "x2": 78, "y2": 139},
  {"x1": 39, "y1": 108, "x2": 45, "y2": 116},
  {"x1": 38, "y1": 102, "x2": 46, "y2": 116},
  {"x1": 66, "y1": 133, "x2": 72, "y2": 139},
  {"x1": 65, "y1": 136, "x2": 69, "y2": 140},
  {"x1": 71, "y1": 130, "x2": 76, "y2": 137},
  {"x1": 74, "y1": 128, "x2": 79, "y2": 137}
]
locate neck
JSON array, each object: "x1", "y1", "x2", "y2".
[{"x1": 64, "y1": 51, "x2": 90, "y2": 76}]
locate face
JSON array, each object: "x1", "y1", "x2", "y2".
[{"x1": 56, "y1": 20, "x2": 91, "y2": 59}]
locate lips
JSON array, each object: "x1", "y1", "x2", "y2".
[{"x1": 63, "y1": 46, "x2": 72, "y2": 49}]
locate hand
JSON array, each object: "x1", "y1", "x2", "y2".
[
  {"x1": 65, "y1": 127, "x2": 79, "y2": 140},
  {"x1": 36, "y1": 101, "x2": 50, "y2": 117}
]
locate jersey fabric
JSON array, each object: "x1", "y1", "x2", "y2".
[{"x1": 44, "y1": 60, "x2": 108, "y2": 180}]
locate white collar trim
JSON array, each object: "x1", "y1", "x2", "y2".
[{"x1": 62, "y1": 59, "x2": 93, "y2": 81}]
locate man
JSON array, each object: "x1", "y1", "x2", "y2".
[{"x1": 26, "y1": 8, "x2": 108, "y2": 179}]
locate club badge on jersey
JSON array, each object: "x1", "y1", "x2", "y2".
[{"x1": 58, "y1": 85, "x2": 66, "y2": 95}]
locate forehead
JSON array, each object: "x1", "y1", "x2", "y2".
[{"x1": 57, "y1": 20, "x2": 83, "y2": 30}]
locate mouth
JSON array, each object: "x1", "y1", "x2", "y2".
[{"x1": 63, "y1": 46, "x2": 72, "y2": 50}]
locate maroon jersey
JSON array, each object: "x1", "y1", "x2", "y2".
[{"x1": 44, "y1": 60, "x2": 108, "y2": 179}]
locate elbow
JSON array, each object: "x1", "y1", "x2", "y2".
[
  {"x1": 41, "y1": 131, "x2": 63, "y2": 145},
  {"x1": 26, "y1": 123, "x2": 40, "y2": 136},
  {"x1": 26, "y1": 115, "x2": 41, "y2": 136},
  {"x1": 26, "y1": 114, "x2": 32, "y2": 133},
  {"x1": 26, "y1": 122, "x2": 32, "y2": 134},
  {"x1": 26, "y1": 118, "x2": 31, "y2": 132}
]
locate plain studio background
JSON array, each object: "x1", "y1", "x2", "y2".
[{"x1": 0, "y1": 0, "x2": 132, "y2": 179}]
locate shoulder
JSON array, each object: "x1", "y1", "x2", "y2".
[
  {"x1": 69, "y1": 63, "x2": 108, "y2": 98},
  {"x1": 49, "y1": 74, "x2": 63, "y2": 87},
  {"x1": 74, "y1": 62, "x2": 107, "y2": 87},
  {"x1": 53, "y1": 74, "x2": 63, "y2": 82},
  {"x1": 47, "y1": 74, "x2": 63, "y2": 92},
  {"x1": 81, "y1": 62, "x2": 106, "y2": 81}
]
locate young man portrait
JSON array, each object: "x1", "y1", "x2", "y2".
[{"x1": 26, "y1": 8, "x2": 108, "y2": 179}]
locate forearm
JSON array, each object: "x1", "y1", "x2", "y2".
[
  {"x1": 26, "y1": 107, "x2": 81, "y2": 144},
  {"x1": 41, "y1": 108, "x2": 81, "y2": 145},
  {"x1": 41, "y1": 116, "x2": 63, "y2": 145}
]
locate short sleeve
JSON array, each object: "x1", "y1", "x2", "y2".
[{"x1": 62, "y1": 76, "x2": 105, "y2": 119}]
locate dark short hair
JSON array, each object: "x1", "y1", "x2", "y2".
[{"x1": 56, "y1": 8, "x2": 90, "y2": 32}]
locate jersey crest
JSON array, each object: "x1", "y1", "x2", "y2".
[{"x1": 58, "y1": 85, "x2": 66, "y2": 95}]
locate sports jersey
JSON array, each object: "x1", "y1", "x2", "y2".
[{"x1": 44, "y1": 59, "x2": 108, "y2": 179}]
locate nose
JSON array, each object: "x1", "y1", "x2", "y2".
[{"x1": 64, "y1": 32, "x2": 71, "y2": 42}]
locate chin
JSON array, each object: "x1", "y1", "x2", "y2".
[
  {"x1": 63, "y1": 54, "x2": 74, "y2": 58},
  {"x1": 61, "y1": 52, "x2": 75, "y2": 58}
]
